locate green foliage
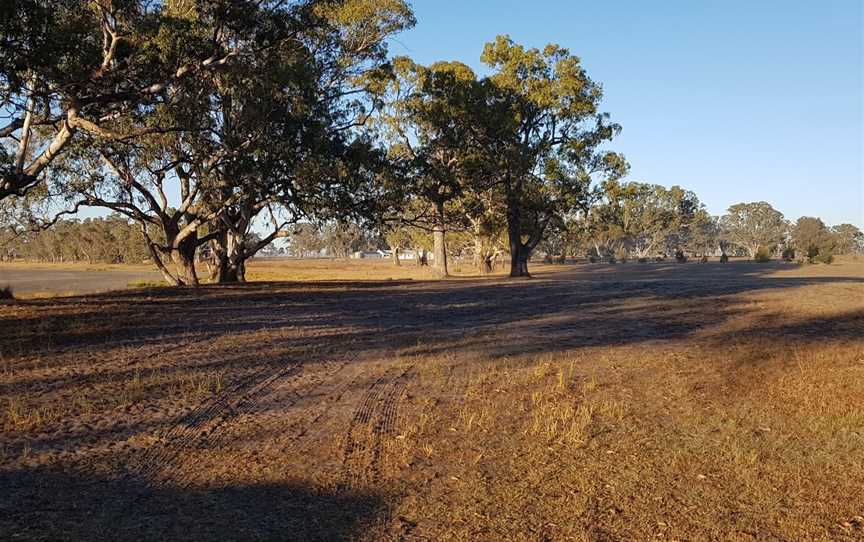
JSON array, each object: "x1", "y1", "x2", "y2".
[
  {"x1": 0, "y1": 286, "x2": 13, "y2": 300},
  {"x1": 721, "y1": 202, "x2": 787, "y2": 259},
  {"x1": 754, "y1": 247, "x2": 772, "y2": 263},
  {"x1": 831, "y1": 224, "x2": 864, "y2": 255},
  {"x1": 477, "y1": 35, "x2": 627, "y2": 275},
  {"x1": 791, "y1": 217, "x2": 838, "y2": 264},
  {"x1": 812, "y1": 252, "x2": 834, "y2": 264},
  {"x1": 2, "y1": 215, "x2": 151, "y2": 263}
]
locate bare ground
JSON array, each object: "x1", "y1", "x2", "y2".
[
  {"x1": 0, "y1": 263, "x2": 162, "y2": 297},
  {"x1": 1, "y1": 260, "x2": 863, "y2": 540}
]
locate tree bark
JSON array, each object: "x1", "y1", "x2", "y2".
[
  {"x1": 392, "y1": 246, "x2": 401, "y2": 266},
  {"x1": 432, "y1": 229, "x2": 448, "y2": 277},
  {"x1": 475, "y1": 236, "x2": 493, "y2": 275},
  {"x1": 480, "y1": 254, "x2": 493, "y2": 274},
  {"x1": 210, "y1": 229, "x2": 248, "y2": 284},
  {"x1": 431, "y1": 201, "x2": 448, "y2": 277},
  {"x1": 507, "y1": 219, "x2": 532, "y2": 278},
  {"x1": 415, "y1": 247, "x2": 428, "y2": 267},
  {"x1": 504, "y1": 175, "x2": 533, "y2": 278},
  {"x1": 171, "y1": 236, "x2": 199, "y2": 286}
]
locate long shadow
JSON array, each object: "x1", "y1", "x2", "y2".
[
  {"x1": 3, "y1": 262, "x2": 862, "y2": 366},
  {"x1": 717, "y1": 308, "x2": 864, "y2": 344},
  {"x1": 0, "y1": 467, "x2": 385, "y2": 541}
]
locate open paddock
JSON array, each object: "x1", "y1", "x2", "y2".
[{"x1": 1, "y1": 259, "x2": 862, "y2": 540}]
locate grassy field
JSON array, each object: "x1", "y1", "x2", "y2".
[{"x1": 1, "y1": 258, "x2": 862, "y2": 540}]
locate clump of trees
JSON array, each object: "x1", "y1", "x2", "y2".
[
  {"x1": 540, "y1": 194, "x2": 861, "y2": 264},
  {"x1": 2, "y1": 0, "x2": 414, "y2": 284},
  {"x1": 286, "y1": 221, "x2": 383, "y2": 259},
  {"x1": 2, "y1": 215, "x2": 150, "y2": 263},
  {"x1": 2, "y1": 3, "x2": 860, "y2": 281}
]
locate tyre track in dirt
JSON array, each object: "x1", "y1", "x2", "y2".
[
  {"x1": 128, "y1": 359, "x2": 302, "y2": 484},
  {"x1": 129, "y1": 353, "x2": 364, "y2": 488},
  {"x1": 340, "y1": 365, "x2": 414, "y2": 491},
  {"x1": 200, "y1": 358, "x2": 354, "y2": 451}
]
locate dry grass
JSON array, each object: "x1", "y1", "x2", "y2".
[
  {"x1": 245, "y1": 257, "x2": 515, "y2": 281},
  {"x1": 0, "y1": 259, "x2": 862, "y2": 540}
]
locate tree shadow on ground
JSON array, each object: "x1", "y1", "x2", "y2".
[
  {"x1": 3, "y1": 262, "x2": 862, "y2": 359},
  {"x1": 0, "y1": 466, "x2": 385, "y2": 541}
]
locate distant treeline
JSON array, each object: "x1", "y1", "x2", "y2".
[{"x1": 1, "y1": 215, "x2": 151, "y2": 264}]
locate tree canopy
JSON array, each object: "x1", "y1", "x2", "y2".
[{"x1": 2, "y1": 9, "x2": 857, "y2": 280}]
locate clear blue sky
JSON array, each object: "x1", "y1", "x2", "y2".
[{"x1": 391, "y1": 0, "x2": 864, "y2": 227}]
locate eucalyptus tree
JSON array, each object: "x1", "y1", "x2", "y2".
[
  {"x1": 200, "y1": 0, "x2": 414, "y2": 282},
  {"x1": 21, "y1": 0, "x2": 413, "y2": 284},
  {"x1": 832, "y1": 224, "x2": 864, "y2": 255},
  {"x1": 791, "y1": 216, "x2": 835, "y2": 262},
  {"x1": 479, "y1": 36, "x2": 627, "y2": 277},
  {"x1": 459, "y1": 189, "x2": 507, "y2": 273},
  {"x1": 377, "y1": 57, "x2": 489, "y2": 277},
  {"x1": 0, "y1": 0, "x2": 267, "y2": 200},
  {"x1": 720, "y1": 202, "x2": 787, "y2": 259},
  {"x1": 685, "y1": 213, "x2": 722, "y2": 258},
  {"x1": 597, "y1": 181, "x2": 701, "y2": 259}
]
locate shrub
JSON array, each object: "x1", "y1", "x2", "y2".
[
  {"x1": 674, "y1": 250, "x2": 687, "y2": 263},
  {"x1": 608, "y1": 256, "x2": 617, "y2": 264},
  {"x1": 754, "y1": 247, "x2": 772, "y2": 262},
  {"x1": 805, "y1": 244, "x2": 834, "y2": 265},
  {"x1": 782, "y1": 247, "x2": 795, "y2": 262},
  {"x1": 588, "y1": 256, "x2": 597, "y2": 264},
  {"x1": 654, "y1": 256, "x2": 666, "y2": 262},
  {"x1": 720, "y1": 253, "x2": 729, "y2": 263},
  {"x1": 0, "y1": 286, "x2": 13, "y2": 300},
  {"x1": 813, "y1": 251, "x2": 834, "y2": 264},
  {"x1": 637, "y1": 257, "x2": 648, "y2": 263}
]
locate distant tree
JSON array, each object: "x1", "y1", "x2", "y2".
[
  {"x1": 377, "y1": 57, "x2": 489, "y2": 277},
  {"x1": 685, "y1": 213, "x2": 722, "y2": 258},
  {"x1": 720, "y1": 202, "x2": 787, "y2": 259},
  {"x1": 287, "y1": 224, "x2": 325, "y2": 258},
  {"x1": 322, "y1": 221, "x2": 371, "y2": 259},
  {"x1": 1, "y1": 215, "x2": 150, "y2": 263},
  {"x1": 458, "y1": 189, "x2": 508, "y2": 273},
  {"x1": 581, "y1": 199, "x2": 626, "y2": 260},
  {"x1": 791, "y1": 217, "x2": 836, "y2": 263},
  {"x1": 588, "y1": 181, "x2": 705, "y2": 260},
  {"x1": 385, "y1": 228, "x2": 412, "y2": 266},
  {"x1": 831, "y1": 224, "x2": 864, "y2": 255}
]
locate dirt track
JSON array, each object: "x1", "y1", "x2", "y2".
[{"x1": 1, "y1": 261, "x2": 863, "y2": 540}]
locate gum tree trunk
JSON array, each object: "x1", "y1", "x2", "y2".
[
  {"x1": 431, "y1": 201, "x2": 448, "y2": 277},
  {"x1": 507, "y1": 218, "x2": 531, "y2": 278},
  {"x1": 210, "y1": 229, "x2": 249, "y2": 284}
]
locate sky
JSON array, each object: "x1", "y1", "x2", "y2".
[{"x1": 390, "y1": 0, "x2": 864, "y2": 227}]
